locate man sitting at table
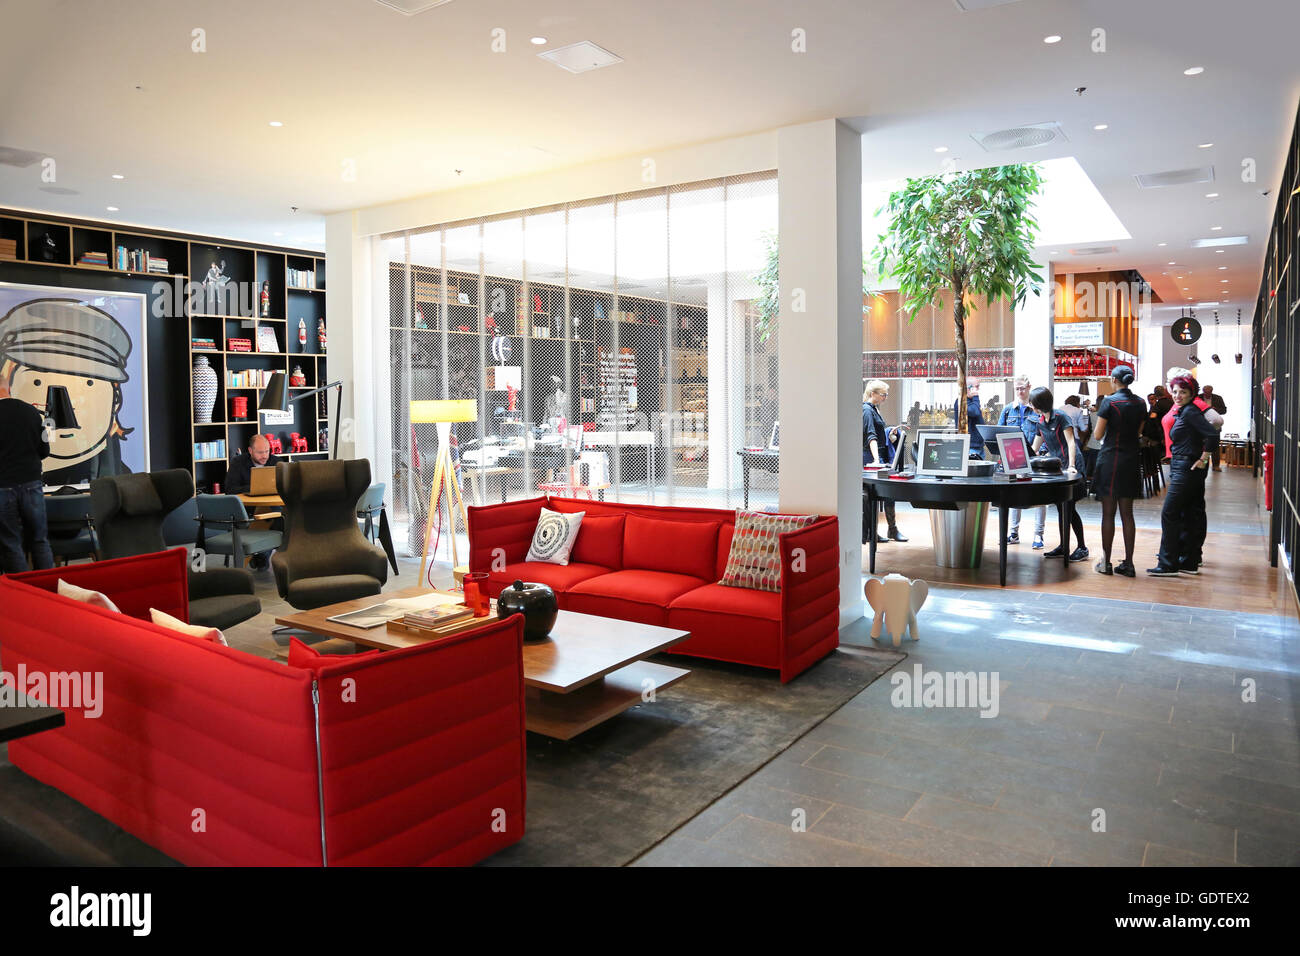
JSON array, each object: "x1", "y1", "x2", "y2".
[{"x1": 225, "y1": 434, "x2": 279, "y2": 496}]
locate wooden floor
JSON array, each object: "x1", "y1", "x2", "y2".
[{"x1": 865, "y1": 466, "x2": 1291, "y2": 616}]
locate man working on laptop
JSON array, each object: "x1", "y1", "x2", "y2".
[{"x1": 225, "y1": 434, "x2": 279, "y2": 496}]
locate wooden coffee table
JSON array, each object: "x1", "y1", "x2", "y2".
[{"x1": 276, "y1": 587, "x2": 692, "y2": 740}]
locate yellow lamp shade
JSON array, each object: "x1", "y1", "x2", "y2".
[{"x1": 410, "y1": 399, "x2": 478, "y2": 424}]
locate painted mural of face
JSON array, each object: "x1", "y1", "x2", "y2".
[{"x1": 9, "y1": 366, "x2": 115, "y2": 467}]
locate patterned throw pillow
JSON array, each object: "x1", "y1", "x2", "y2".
[
  {"x1": 526, "y1": 507, "x2": 585, "y2": 566},
  {"x1": 718, "y1": 510, "x2": 817, "y2": 592}
]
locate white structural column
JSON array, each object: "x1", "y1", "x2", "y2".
[
  {"x1": 1016, "y1": 260, "x2": 1056, "y2": 390},
  {"x1": 706, "y1": 274, "x2": 746, "y2": 492},
  {"x1": 777, "y1": 120, "x2": 864, "y2": 626},
  {"x1": 324, "y1": 210, "x2": 376, "y2": 465}
]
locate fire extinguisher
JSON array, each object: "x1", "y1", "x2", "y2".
[{"x1": 1263, "y1": 442, "x2": 1275, "y2": 511}]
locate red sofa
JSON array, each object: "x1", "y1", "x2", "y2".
[
  {"x1": 0, "y1": 549, "x2": 527, "y2": 866},
  {"x1": 467, "y1": 496, "x2": 840, "y2": 682}
]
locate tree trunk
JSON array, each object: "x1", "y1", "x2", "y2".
[{"x1": 953, "y1": 282, "x2": 967, "y2": 435}]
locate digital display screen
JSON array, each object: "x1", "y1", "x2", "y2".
[
  {"x1": 998, "y1": 433, "x2": 1031, "y2": 474},
  {"x1": 918, "y1": 435, "x2": 969, "y2": 476}
]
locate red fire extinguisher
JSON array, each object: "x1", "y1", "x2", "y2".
[{"x1": 1263, "y1": 443, "x2": 1275, "y2": 511}]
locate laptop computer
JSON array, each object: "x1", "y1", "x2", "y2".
[{"x1": 249, "y1": 466, "x2": 277, "y2": 497}]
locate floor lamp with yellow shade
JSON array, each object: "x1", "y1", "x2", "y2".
[{"x1": 412, "y1": 399, "x2": 477, "y2": 587}]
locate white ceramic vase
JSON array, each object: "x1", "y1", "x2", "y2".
[{"x1": 193, "y1": 355, "x2": 218, "y2": 424}]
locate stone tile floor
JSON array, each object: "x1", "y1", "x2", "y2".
[{"x1": 634, "y1": 586, "x2": 1300, "y2": 866}]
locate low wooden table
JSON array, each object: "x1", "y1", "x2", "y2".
[{"x1": 275, "y1": 587, "x2": 692, "y2": 740}]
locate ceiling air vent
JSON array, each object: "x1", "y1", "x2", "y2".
[
  {"x1": 971, "y1": 122, "x2": 1066, "y2": 152},
  {"x1": 1191, "y1": 234, "x2": 1248, "y2": 248},
  {"x1": 371, "y1": 0, "x2": 452, "y2": 15},
  {"x1": 1134, "y1": 166, "x2": 1215, "y2": 189},
  {"x1": 0, "y1": 146, "x2": 45, "y2": 168},
  {"x1": 1068, "y1": 245, "x2": 1118, "y2": 256},
  {"x1": 538, "y1": 41, "x2": 623, "y2": 74}
]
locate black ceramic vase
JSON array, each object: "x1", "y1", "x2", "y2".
[{"x1": 496, "y1": 579, "x2": 558, "y2": 641}]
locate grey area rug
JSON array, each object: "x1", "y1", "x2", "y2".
[
  {"x1": 0, "y1": 644, "x2": 904, "y2": 867},
  {"x1": 484, "y1": 644, "x2": 905, "y2": 867}
]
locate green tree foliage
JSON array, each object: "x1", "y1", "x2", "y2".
[{"x1": 876, "y1": 164, "x2": 1044, "y2": 432}]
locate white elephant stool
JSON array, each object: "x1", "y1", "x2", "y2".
[{"x1": 864, "y1": 574, "x2": 929, "y2": 646}]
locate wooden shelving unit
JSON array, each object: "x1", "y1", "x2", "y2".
[{"x1": 0, "y1": 209, "x2": 328, "y2": 491}]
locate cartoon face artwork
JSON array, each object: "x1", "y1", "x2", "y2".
[{"x1": 0, "y1": 297, "x2": 132, "y2": 476}]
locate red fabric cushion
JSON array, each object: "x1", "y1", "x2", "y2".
[
  {"x1": 623, "y1": 515, "x2": 720, "y2": 579},
  {"x1": 10, "y1": 549, "x2": 188, "y2": 622},
  {"x1": 484, "y1": 561, "x2": 609, "y2": 598},
  {"x1": 569, "y1": 513, "x2": 625, "y2": 569},
  {"x1": 565, "y1": 569, "x2": 705, "y2": 625},
  {"x1": 666, "y1": 583, "x2": 782, "y2": 669},
  {"x1": 288, "y1": 637, "x2": 383, "y2": 673},
  {"x1": 715, "y1": 523, "x2": 735, "y2": 580}
]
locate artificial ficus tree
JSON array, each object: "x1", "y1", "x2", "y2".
[{"x1": 876, "y1": 163, "x2": 1044, "y2": 433}]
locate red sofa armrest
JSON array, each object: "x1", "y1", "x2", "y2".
[
  {"x1": 467, "y1": 496, "x2": 546, "y2": 573},
  {"x1": 778, "y1": 516, "x2": 841, "y2": 680},
  {"x1": 308, "y1": 614, "x2": 527, "y2": 866},
  {"x1": 8, "y1": 548, "x2": 189, "y2": 621}
]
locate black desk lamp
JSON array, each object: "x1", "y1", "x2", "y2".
[
  {"x1": 44, "y1": 385, "x2": 79, "y2": 430},
  {"x1": 258, "y1": 372, "x2": 343, "y2": 459}
]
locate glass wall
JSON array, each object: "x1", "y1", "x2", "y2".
[{"x1": 373, "y1": 172, "x2": 778, "y2": 560}]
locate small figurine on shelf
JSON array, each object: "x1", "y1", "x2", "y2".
[
  {"x1": 298, "y1": 317, "x2": 307, "y2": 350},
  {"x1": 319, "y1": 426, "x2": 328, "y2": 453},
  {"x1": 317, "y1": 318, "x2": 326, "y2": 353},
  {"x1": 260, "y1": 281, "x2": 270, "y2": 317},
  {"x1": 289, "y1": 432, "x2": 309, "y2": 453},
  {"x1": 265, "y1": 433, "x2": 283, "y2": 455},
  {"x1": 289, "y1": 365, "x2": 307, "y2": 387}
]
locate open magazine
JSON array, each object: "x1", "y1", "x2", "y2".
[{"x1": 326, "y1": 592, "x2": 465, "y2": 629}]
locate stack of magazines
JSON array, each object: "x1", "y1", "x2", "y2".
[{"x1": 401, "y1": 605, "x2": 474, "y2": 632}]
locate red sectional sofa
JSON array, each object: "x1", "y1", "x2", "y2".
[
  {"x1": 467, "y1": 496, "x2": 840, "y2": 682},
  {"x1": 0, "y1": 549, "x2": 527, "y2": 866}
]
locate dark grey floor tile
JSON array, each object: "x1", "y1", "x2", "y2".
[
  {"x1": 631, "y1": 835, "x2": 773, "y2": 867},
  {"x1": 707, "y1": 814, "x2": 922, "y2": 866},
  {"x1": 748, "y1": 761, "x2": 922, "y2": 818},
  {"x1": 1157, "y1": 768, "x2": 1300, "y2": 814},
  {"x1": 1235, "y1": 829, "x2": 1300, "y2": 866},
  {"x1": 812, "y1": 802, "x2": 1048, "y2": 866},
  {"x1": 803, "y1": 745, "x2": 1005, "y2": 806},
  {"x1": 1142, "y1": 844, "x2": 1239, "y2": 866},
  {"x1": 675, "y1": 784, "x2": 832, "y2": 842}
]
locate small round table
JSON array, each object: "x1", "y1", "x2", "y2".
[{"x1": 863, "y1": 472, "x2": 1087, "y2": 586}]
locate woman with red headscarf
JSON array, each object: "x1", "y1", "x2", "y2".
[
  {"x1": 1149, "y1": 375, "x2": 1218, "y2": 576},
  {"x1": 1160, "y1": 367, "x2": 1210, "y2": 459}
]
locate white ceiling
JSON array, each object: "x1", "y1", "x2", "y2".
[{"x1": 2, "y1": 0, "x2": 1297, "y2": 324}]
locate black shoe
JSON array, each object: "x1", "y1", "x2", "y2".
[
  {"x1": 1095, "y1": 560, "x2": 1113, "y2": 575},
  {"x1": 888, "y1": 528, "x2": 908, "y2": 543},
  {"x1": 1043, "y1": 545, "x2": 1065, "y2": 558},
  {"x1": 1147, "y1": 565, "x2": 1179, "y2": 576},
  {"x1": 1114, "y1": 560, "x2": 1136, "y2": 578},
  {"x1": 1179, "y1": 566, "x2": 1200, "y2": 575},
  {"x1": 1069, "y1": 546, "x2": 1090, "y2": 562},
  {"x1": 874, "y1": 532, "x2": 889, "y2": 544}
]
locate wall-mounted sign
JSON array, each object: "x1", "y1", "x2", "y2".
[
  {"x1": 1053, "y1": 322, "x2": 1105, "y2": 347},
  {"x1": 1170, "y1": 316, "x2": 1202, "y2": 345}
]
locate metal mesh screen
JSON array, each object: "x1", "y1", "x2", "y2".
[{"x1": 378, "y1": 172, "x2": 778, "y2": 560}]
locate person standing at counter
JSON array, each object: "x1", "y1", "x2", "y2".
[
  {"x1": 1149, "y1": 375, "x2": 1218, "y2": 576},
  {"x1": 1028, "y1": 386, "x2": 1088, "y2": 562},
  {"x1": 955, "y1": 381, "x2": 986, "y2": 457},
  {"x1": 863, "y1": 380, "x2": 906, "y2": 542},
  {"x1": 1091, "y1": 365, "x2": 1146, "y2": 578},
  {"x1": 998, "y1": 374, "x2": 1045, "y2": 549}
]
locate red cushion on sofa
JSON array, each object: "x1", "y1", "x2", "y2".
[
  {"x1": 715, "y1": 523, "x2": 735, "y2": 580},
  {"x1": 566, "y1": 569, "x2": 706, "y2": 625},
  {"x1": 666, "y1": 583, "x2": 782, "y2": 668},
  {"x1": 288, "y1": 637, "x2": 382, "y2": 672},
  {"x1": 623, "y1": 515, "x2": 719, "y2": 580},
  {"x1": 569, "y1": 514, "x2": 625, "y2": 570},
  {"x1": 485, "y1": 561, "x2": 609, "y2": 598}
]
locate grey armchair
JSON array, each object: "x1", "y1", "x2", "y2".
[
  {"x1": 89, "y1": 469, "x2": 261, "y2": 630},
  {"x1": 196, "y1": 494, "x2": 283, "y2": 567},
  {"x1": 273, "y1": 459, "x2": 388, "y2": 610},
  {"x1": 44, "y1": 492, "x2": 98, "y2": 565}
]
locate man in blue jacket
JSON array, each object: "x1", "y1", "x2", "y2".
[{"x1": 998, "y1": 375, "x2": 1046, "y2": 548}]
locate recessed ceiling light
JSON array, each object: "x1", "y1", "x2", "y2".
[
  {"x1": 1184, "y1": 66, "x2": 1205, "y2": 76},
  {"x1": 1044, "y1": 35, "x2": 1062, "y2": 44},
  {"x1": 530, "y1": 36, "x2": 547, "y2": 45},
  {"x1": 111, "y1": 173, "x2": 124, "y2": 180},
  {"x1": 1205, "y1": 192, "x2": 1219, "y2": 198},
  {"x1": 1093, "y1": 124, "x2": 1108, "y2": 131},
  {"x1": 1157, "y1": 242, "x2": 1167, "y2": 247},
  {"x1": 1210, "y1": 225, "x2": 1223, "y2": 230},
  {"x1": 1216, "y1": 249, "x2": 1225, "y2": 253},
  {"x1": 934, "y1": 146, "x2": 949, "y2": 153},
  {"x1": 1221, "y1": 279, "x2": 1229, "y2": 283},
  {"x1": 1219, "y1": 265, "x2": 1227, "y2": 270},
  {"x1": 106, "y1": 206, "x2": 118, "y2": 211},
  {"x1": 1198, "y1": 142, "x2": 1214, "y2": 148},
  {"x1": 269, "y1": 120, "x2": 283, "y2": 127},
  {"x1": 1168, "y1": 261, "x2": 1176, "y2": 265}
]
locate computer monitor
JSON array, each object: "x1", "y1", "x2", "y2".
[
  {"x1": 915, "y1": 432, "x2": 970, "y2": 478},
  {"x1": 976, "y1": 424, "x2": 1024, "y2": 459},
  {"x1": 768, "y1": 421, "x2": 780, "y2": 452}
]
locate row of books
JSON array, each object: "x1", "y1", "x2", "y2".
[
  {"x1": 193, "y1": 439, "x2": 227, "y2": 461},
  {"x1": 191, "y1": 337, "x2": 218, "y2": 351},
  {"x1": 116, "y1": 246, "x2": 170, "y2": 274},
  {"x1": 227, "y1": 369, "x2": 275, "y2": 388},
  {"x1": 287, "y1": 267, "x2": 316, "y2": 289},
  {"x1": 77, "y1": 251, "x2": 110, "y2": 268}
]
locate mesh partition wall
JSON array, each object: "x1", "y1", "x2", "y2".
[{"x1": 377, "y1": 172, "x2": 778, "y2": 559}]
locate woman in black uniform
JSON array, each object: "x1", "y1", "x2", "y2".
[
  {"x1": 863, "y1": 380, "x2": 906, "y2": 542},
  {"x1": 1091, "y1": 365, "x2": 1146, "y2": 577},
  {"x1": 1149, "y1": 374, "x2": 1218, "y2": 576}
]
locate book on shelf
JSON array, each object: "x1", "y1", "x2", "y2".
[
  {"x1": 193, "y1": 439, "x2": 227, "y2": 461},
  {"x1": 77, "y1": 251, "x2": 110, "y2": 268},
  {"x1": 255, "y1": 326, "x2": 280, "y2": 353},
  {"x1": 287, "y1": 267, "x2": 316, "y2": 289},
  {"x1": 115, "y1": 246, "x2": 171, "y2": 274},
  {"x1": 191, "y1": 337, "x2": 217, "y2": 351},
  {"x1": 227, "y1": 369, "x2": 274, "y2": 388}
]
